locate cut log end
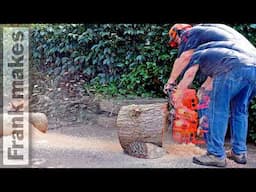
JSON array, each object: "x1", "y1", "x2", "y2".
[
  {"x1": 30, "y1": 113, "x2": 48, "y2": 133},
  {"x1": 0, "y1": 112, "x2": 48, "y2": 137}
]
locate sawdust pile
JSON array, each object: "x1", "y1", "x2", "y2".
[
  {"x1": 165, "y1": 143, "x2": 206, "y2": 157},
  {"x1": 31, "y1": 128, "x2": 121, "y2": 152}
]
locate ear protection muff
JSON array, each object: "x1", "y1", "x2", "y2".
[
  {"x1": 168, "y1": 27, "x2": 179, "y2": 48},
  {"x1": 168, "y1": 24, "x2": 192, "y2": 48}
]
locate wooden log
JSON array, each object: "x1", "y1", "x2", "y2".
[
  {"x1": 30, "y1": 113, "x2": 48, "y2": 133},
  {"x1": 0, "y1": 112, "x2": 48, "y2": 136},
  {"x1": 116, "y1": 103, "x2": 169, "y2": 159},
  {"x1": 99, "y1": 98, "x2": 167, "y2": 115}
]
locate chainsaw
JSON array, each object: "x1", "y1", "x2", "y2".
[{"x1": 166, "y1": 87, "x2": 206, "y2": 145}]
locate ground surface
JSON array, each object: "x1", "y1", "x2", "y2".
[
  {"x1": 1, "y1": 92, "x2": 256, "y2": 169},
  {"x1": 1, "y1": 113, "x2": 255, "y2": 168}
]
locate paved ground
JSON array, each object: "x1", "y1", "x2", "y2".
[{"x1": 1, "y1": 115, "x2": 256, "y2": 168}]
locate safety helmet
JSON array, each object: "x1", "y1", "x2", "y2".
[{"x1": 168, "y1": 24, "x2": 192, "y2": 48}]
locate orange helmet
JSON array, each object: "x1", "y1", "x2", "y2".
[{"x1": 168, "y1": 24, "x2": 192, "y2": 48}]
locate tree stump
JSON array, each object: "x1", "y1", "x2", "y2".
[{"x1": 117, "y1": 103, "x2": 169, "y2": 159}]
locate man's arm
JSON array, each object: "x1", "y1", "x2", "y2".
[
  {"x1": 167, "y1": 49, "x2": 194, "y2": 84},
  {"x1": 177, "y1": 64, "x2": 199, "y2": 90},
  {"x1": 172, "y1": 64, "x2": 199, "y2": 107}
]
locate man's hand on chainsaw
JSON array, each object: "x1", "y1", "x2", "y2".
[
  {"x1": 197, "y1": 87, "x2": 211, "y2": 100},
  {"x1": 164, "y1": 82, "x2": 180, "y2": 107},
  {"x1": 197, "y1": 87, "x2": 206, "y2": 101},
  {"x1": 163, "y1": 82, "x2": 177, "y2": 95}
]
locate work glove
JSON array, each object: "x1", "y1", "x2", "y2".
[
  {"x1": 163, "y1": 82, "x2": 177, "y2": 95},
  {"x1": 164, "y1": 83, "x2": 177, "y2": 107}
]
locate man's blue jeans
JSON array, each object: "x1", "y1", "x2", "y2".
[{"x1": 206, "y1": 66, "x2": 256, "y2": 158}]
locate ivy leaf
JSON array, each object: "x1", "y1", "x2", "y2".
[
  {"x1": 61, "y1": 57, "x2": 69, "y2": 64},
  {"x1": 71, "y1": 51, "x2": 80, "y2": 58},
  {"x1": 136, "y1": 55, "x2": 145, "y2": 62},
  {"x1": 83, "y1": 68, "x2": 92, "y2": 76},
  {"x1": 250, "y1": 24, "x2": 256, "y2": 29}
]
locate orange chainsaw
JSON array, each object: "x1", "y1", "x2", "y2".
[{"x1": 167, "y1": 88, "x2": 206, "y2": 145}]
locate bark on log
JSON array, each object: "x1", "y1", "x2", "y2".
[
  {"x1": 100, "y1": 98, "x2": 167, "y2": 115},
  {"x1": 117, "y1": 103, "x2": 169, "y2": 159}
]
